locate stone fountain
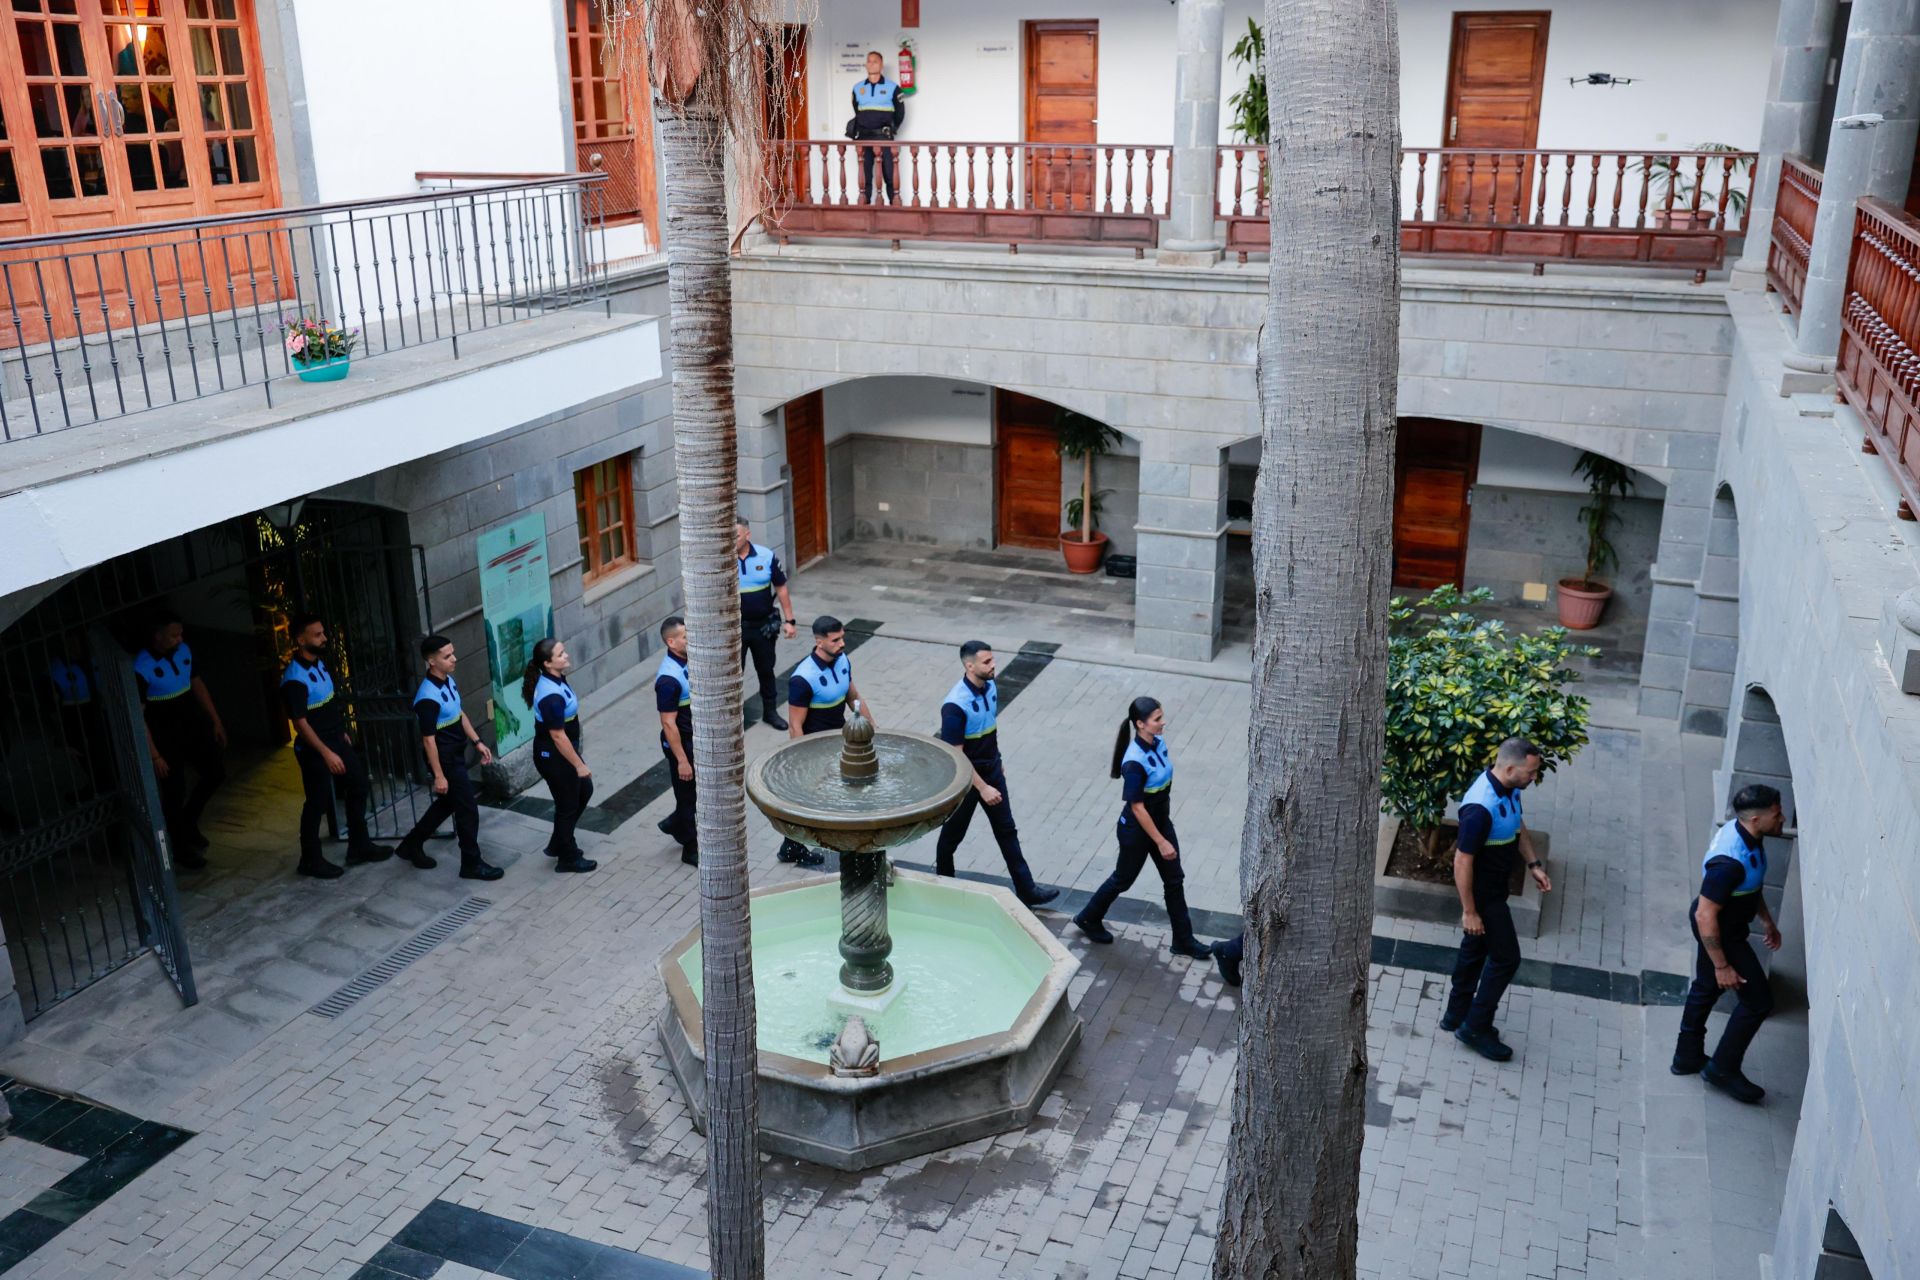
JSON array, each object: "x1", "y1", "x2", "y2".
[{"x1": 657, "y1": 708, "x2": 1082, "y2": 1171}]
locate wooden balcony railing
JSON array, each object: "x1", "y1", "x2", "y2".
[
  {"x1": 1836, "y1": 198, "x2": 1920, "y2": 521},
  {"x1": 1768, "y1": 154, "x2": 1822, "y2": 314},
  {"x1": 1220, "y1": 146, "x2": 1755, "y2": 280},
  {"x1": 763, "y1": 140, "x2": 1171, "y2": 255}
]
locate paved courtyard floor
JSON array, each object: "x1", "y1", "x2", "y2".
[{"x1": 0, "y1": 564, "x2": 1801, "y2": 1279}]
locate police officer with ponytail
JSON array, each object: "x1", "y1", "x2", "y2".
[
  {"x1": 524, "y1": 638, "x2": 597, "y2": 874},
  {"x1": 281, "y1": 614, "x2": 392, "y2": 879},
  {"x1": 1071, "y1": 697, "x2": 1211, "y2": 961}
]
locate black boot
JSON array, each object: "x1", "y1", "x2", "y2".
[
  {"x1": 297, "y1": 843, "x2": 344, "y2": 880},
  {"x1": 1071, "y1": 914, "x2": 1114, "y2": 945},
  {"x1": 762, "y1": 708, "x2": 788, "y2": 731},
  {"x1": 681, "y1": 845, "x2": 700, "y2": 867},
  {"x1": 1019, "y1": 885, "x2": 1061, "y2": 908},
  {"x1": 394, "y1": 840, "x2": 437, "y2": 870},
  {"x1": 345, "y1": 841, "x2": 394, "y2": 865},
  {"x1": 1670, "y1": 1034, "x2": 1708, "y2": 1076},
  {"x1": 656, "y1": 816, "x2": 676, "y2": 836},
  {"x1": 1455, "y1": 1025, "x2": 1514, "y2": 1062},
  {"x1": 1170, "y1": 938, "x2": 1212, "y2": 960},
  {"x1": 1212, "y1": 942, "x2": 1242, "y2": 987},
  {"x1": 1701, "y1": 1061, "x2": 1765, "y2": 1103},
  {"x1": 555, "y1": 854, "x2": 598, "y2": 874},
  {"x1": 459, "y1": 854, "x2": 504, "y2": 882}
]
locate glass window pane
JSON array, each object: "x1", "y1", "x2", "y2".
[
  {"x1": 231, "y1": 134, "x2": 256, "y2": 183},
  {"x1": 0, "y1": 152, "x2": 20, "y2": 204},
  {"x1": 140, "y1": 26, "x2": 168, "y2": 75},
  {"x1": 52, "y1": 18, "x2": 84, "y2": 74},
  {"x1": 61, "y1": 84, "x2": 96, "y2": 137},
  {"x1": 48, "y1": 0, "x2": 77, "y2": 11},
  {"x1": 224, "y1": 82, "x2": 251, "y2": 129},
  {"x1": 199, "y1": 83, "x2": 223, "y2": 128},
  {"x1": 215, "y1": 0, "x2": 234, "y2": 17},
  {"x1": 105, "y1": 21, "x2": 132, "y2": 69},
  {"x1": 609, "y1": 528, "x2": 626, "y2": 563},
  {"x1": 0, "y1": 102, "x2": 7, "y2": 140},
  {"x1": 595, "y1": 81, "x2": 624, "y2": 129},
  {"x1": 148, "y1": 82, "x2": 176, "y2": 131},
  {"x1": 15, "y1": 21, "x2": 52, "y2": 75},
  {"x1": 216, "y1": 25, "x2": 243, "y2": 75},
  {"x1": 74, "y1": 143, "x2": 105, "y2": 195},
  {"x1": 28, "y1": 84, "x2": 63, "y2": 137},
  {"x1": 117, "y1": 83, "x2": 147, "y2": 133},
  {"x1": 185, "y1": 0, "x2": 207, "y2": 17},
  {"x1": 11, "y1": 2, "x2": 44, "y2": 15},
  {"x1": 39, "y1": 146, "x2": 74, "y2": 198},
  {"x1": 158, "y1": 137, "x2": 186, "y2": 187},
  {"x1": 126, "y1": 139, "x2": 156, "y2": 189},
  {"x1": 203, "y1": 136, "x2": 228, "y2": 184},
  {"x1": 190, "y1": 26, "x2": 214, "y2": 75}
]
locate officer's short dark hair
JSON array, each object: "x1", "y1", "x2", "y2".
[
  {"x1": 735, "y1": 518, "x2": 749, "y2": 531},
  {"x1": 661, "y1": 615, "x2": 684, "y2": 639},
  {"x1": 1495, "y1": 737, "x2": 1541, "y2": 766},
  {"x1": 290, "y1": 613, "x2": 324, "y2": 638},
  {"x1": 866, "y1": 49, "x2": 883, "y2": 60},
  {"x1": 960, "y1": 640, "x2": 991, "y2": 661},
  {"x1": 812, "y1": 615, "x2": 844, "y2": 638},
  {"x1": 1732, "y1": 783, "x2": 1782, "y2": 817},
  {"x1": 420, "y1": 634, "x2": 453, "y2": 661}
]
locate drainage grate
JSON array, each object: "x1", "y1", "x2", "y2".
[{"x1": 308, "y1": 896, "x2": 493, "y2": 1019}]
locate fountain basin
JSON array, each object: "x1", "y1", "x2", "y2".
[
  {"x1": 746, "y1": 729, "x2": 973, "y2": 855},
  {"x1": 658, "y1": 869, "x2": 1082, "y2": 1171}
]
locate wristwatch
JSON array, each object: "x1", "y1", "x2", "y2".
[{"x1": 1526, "y1": 860, "x2": 1542, "y2": 870}]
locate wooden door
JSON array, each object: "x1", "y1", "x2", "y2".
[
  {"x1": 995, "y1": 391, "x2": 1064, "y2": 549},
  {"x1": 1392, "y1": 419, "x2": 1480, "y2": 589},
  {"x1": 567, "y1": 0, "x2": 659, "y2": 230},
  {"x1": 784, "y1": 390, "x2": 828, "y2": 567},
  {"x1": 1440, "y1": 12, "x2": 1548, "y2": 221},
  {"x1": 1023, "y1": 21, "x2": 1096, "y2": 212}
]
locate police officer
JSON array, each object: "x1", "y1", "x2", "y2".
[
  {"x1": 1071, "y1": 697, "x2": 1212, "y2": 961},
  {"x1": 1441, "y1": 737, "x2": 1554, "y2": 1062},
  {"x1": 654, "y1": 616, "x2": 699, "y2": 867},
  {"x1": 134, "y1": 611, "x2": 227, "y2": 870},
  {"x1": 932, "y1": 641, "x2": 1059, "y2": 908},
  {"x1": 523, "y1": 637, "x2": 597, "y2": 875},
  {"x1": 1671, "y1": 784, "x2": 1786, "y2": 1104},
  {"x1": 281, "y1": 614, "x2": 392, "y2": 879},
  {"x1": 850, "y1": 49, "x2": 905, "y2": 204},
  {"x1": 393, "y1": 634, "x2": 502, "y2": 881},
  {"x1": 49, "y1": 633, "x2": 110, "y2": 794},
  {"x1": 735, "y1": 519, "x2": 796, "y2": 732},
  {"x1": 779, "y1": 615, "x2": 872, "y2": 867}
]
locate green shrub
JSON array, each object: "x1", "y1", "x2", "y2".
[{"x1": 1383, "y1": 586, "x2": 1599, "y2": 836}]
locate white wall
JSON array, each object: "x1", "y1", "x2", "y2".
[
  {"x1": 806, "y1": 0, "x2": 1772, "y2": 153},
  {"x1": 822, "y1": 376, "x2": 993, "y2": 445},
  {"x1": 293, "y1": 0, "x2": 567, "y2": 202},
  {"x1": 1479, "y1": 427, "x2": 1666, "y2": 497}
]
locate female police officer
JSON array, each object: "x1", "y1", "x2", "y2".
[
  {"x1": 1071, "y1": 696, "x2": 1211, "y2": 960},
  {"x1": 523, "y1": 638, "x2": 597, "y2": 874}
]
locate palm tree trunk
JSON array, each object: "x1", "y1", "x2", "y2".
[
  {"x1": 1213, "y1": 1, "x2": 1399, "y2": 1277},
  {"x1": 654, "y1": 90, "x2": 764, "y2": 1279}
]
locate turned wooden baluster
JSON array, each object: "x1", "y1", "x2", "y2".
[
  {"x1": 1233, "y1": 147, "x2": 1248, "y2": 216},
  {"x1": 1485, "y1": 155, "x2": 1501, "y2": 222},
  {"x1": 1584, "y1": 155, "x2": 1601, "y2": 226},
  {"x1": 1532, "y1": 154, "x2": 1550, "y2": 225},
  {"x1": 1635, "y1": 156, "x2": 1653, "y2": 228},
  {"x1": 1609, "y1": 154, "x2": 1626, "y2": 227},
  {"x1": 1144, "y1": 148, "x2": 1158, "y2": 216},
  {"x1": 1714, "y1": 154, "x2": 1735, "y2": 231},
  {"x1": 1508, "y1": 154, "x2": 1525, "y2": 223},
  {"x1": 1558, "y1": 154, "x2": 1575, "y2": 226},
  {"x1": 1412, "y1": 151, "x2": 1428, "y2": 221},
  {"x1": 1689, "y1": 155, "x2": 1708, "y2": 220},
  {"x1": 836, "y1": 142, "x2": 851, "y2": 206},
  {"x1": 1658, "y1": 154, "x2": 1678, "y2": 223}
]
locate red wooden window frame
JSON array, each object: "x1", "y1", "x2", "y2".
[
  {"x1": 564, "y1": 0, "x2": 656, "y2": 230},
  {"x1": 575, "y1": 455, "x2": 639, "y2": 584}
]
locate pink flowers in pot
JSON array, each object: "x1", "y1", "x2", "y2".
[{"x1": 281, "y1": 314, "x2": 359, "y2": 363}]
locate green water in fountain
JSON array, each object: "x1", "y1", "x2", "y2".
[{"x1": 679, "y1": 879, "x2": 1051, "y2": 1064}]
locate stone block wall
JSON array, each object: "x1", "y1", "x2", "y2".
[
  {"x1": 829, "y1": 435, "x2": 995, "y2": 548},
  {"x1": 1464, "y1": 488, "x2": 1663, "y2": 621},
  {"x1": 1710, "y1": 290, "x2": 1920, "y2": 1280}
]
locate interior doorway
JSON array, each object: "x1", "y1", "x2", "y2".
[
  {"x1": 1022, "y1": 20, "x2": 1097, "y2": 211},
  {"x1": 1392, "y1": 418, "x2": 1481, "y2": 589},
  {"x1": 994, "y1": 390, "x2": 1064, "y2": 550},
  {"x1": 1439, "y1": 11, "x2": 1549, "y2": 218},
  {"x1": 785, "y1": 390, "x2": 828, "y2": 568},
  {"x1": 762, "y1": 23, "x2": 809, "y2": 205}
]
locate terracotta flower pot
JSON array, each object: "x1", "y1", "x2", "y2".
[
  {"x1": 1060, "y1": 530, "x2": 1109, "y2": 574},
  {"x1": 1555, "y1": 578, "x2": 1612, "y2": 629}
]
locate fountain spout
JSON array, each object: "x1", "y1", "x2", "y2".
[{"x1": 840, "y1": 704, "x2": 878, "y2": 783}]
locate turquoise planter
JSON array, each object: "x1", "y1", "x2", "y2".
[{"x1": 294, "y1": 354, "x2": 351, "y2": 383}]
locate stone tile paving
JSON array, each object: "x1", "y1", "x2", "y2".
[
  {"x1": 0, "y1": 1138, "x2": 83, "y2": 1220},
  {"x1": 0, "y1": 605, "x2": 1768, "y2": 1279}
]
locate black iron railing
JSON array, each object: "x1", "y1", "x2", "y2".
[{"x1": 0, "y1": 172, "x2": 611, "y2": 442}]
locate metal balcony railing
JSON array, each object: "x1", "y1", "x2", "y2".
[{"x1": 1, "y1": 172, "x2": 612, "y2": 443}]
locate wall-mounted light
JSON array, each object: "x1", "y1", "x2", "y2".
[
  {"x1": 263, "y1": 498, "x2": 306, "y2": 531},
  {"x1": 1569, "y1": 72, "x2": 1636, "y2": 87}
]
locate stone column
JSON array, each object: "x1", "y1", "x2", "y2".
[
  {"x1": 1158, "y1": 0, "x2": 1229, "y2": 267},
  {"x1": 1730, "y1": 0, "x2": 1840, "y2": 288},
  {"x1": 1134, "y1": 440, "x2": 1229, "y2": 662},
  {"x1": 1791, "y1": 0, "x2": 1920, "y2": 363}
]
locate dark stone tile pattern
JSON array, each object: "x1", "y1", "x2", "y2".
[
  {"x1": 352, "y1": 1198, "x2": 701, "y2": 1279},
  {"x1": 0, "y1": 1079, "x2": 194, "y2": 1274}
]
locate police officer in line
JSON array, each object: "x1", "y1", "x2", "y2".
[
  {"x1": 850, "y1": 49, "x2": 905, "y2": 205},
  {"x1": 135, "y1": 610, "x2": 228, "y2": 870},
  {"x1": 1071, "y1": 696, "x2": 1212, "y2": 962},
  {"x1": 281, "y1": 614, "x2": 393, "y2": 879},
  {"x1": 932, "y1": 641, "x2": 1059, "y2": 908},
  {"x1": 523, "y1": 637, "x2": 597, "y2": 875},
  {"x1": 654, "y1": 616, "x2": 699, "y2": 868},
  {"x1": 1671, "y1": 784, "x2": 1787, "y2": 1105},
  {"x1": 735, "y1": 519, "x2": 796, "y2": 733},
  {"x1": 49, "y1": 633, "x2": 111, "y2": 794},
  {"x1": 778, "y1": 615, "x2": 873, "y2": 867},
  {"x1": 393, "y1": 634, "x2": 502, "y2": 881},
  {"x1": 1442, "y1": 737, "x2": 1554, "y2": 1062}
]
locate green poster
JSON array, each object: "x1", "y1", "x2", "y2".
[{"x1": 476, "y1": 513, "x2": 553, "y2": 755}]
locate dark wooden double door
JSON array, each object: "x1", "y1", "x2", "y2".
[{"x1": 1393, "y1": 419, "x2": 1480, "y2": 590}]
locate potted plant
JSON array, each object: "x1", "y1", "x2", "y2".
[
  {"x1": 1557, "y1": 450, "x2": 1636, "y2": 629},
  {"x1": 1639, "y1": 143, "x2": 1754, "y2": 230},
  {"x1": 1382, "y1": 585, "x2": 1598, "y2": 860},
  {"x1": 1056, "y1": 408, "x2": 1122, "y2": 574},
  {"x1": 283, "y1": 314, "x2": 359, "y2": 382}
]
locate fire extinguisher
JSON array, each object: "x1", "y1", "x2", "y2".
[{"x1": 898, "y1": 39, "x2": 917, "y2": 97}]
